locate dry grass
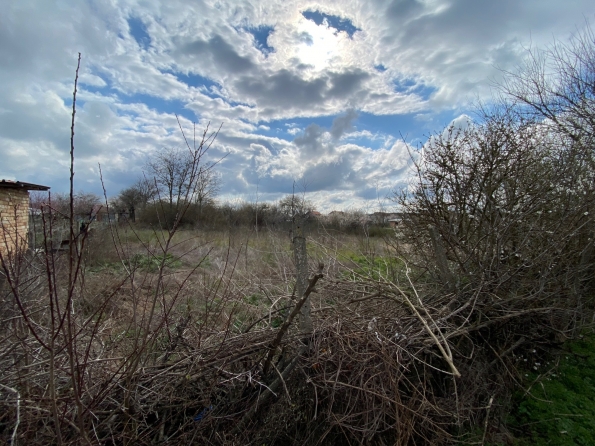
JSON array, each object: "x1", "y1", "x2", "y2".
[{"x1": 2, "y1": 220, "x2": 587, "y2": 445}]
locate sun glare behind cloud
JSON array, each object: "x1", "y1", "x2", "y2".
[{"x1": 294, "y1": 18, "x2": 343, "y2": 72}]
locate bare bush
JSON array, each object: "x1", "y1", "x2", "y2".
[
  {"x1": 111, "y1": 177, "x2": 157, "y2": 215},
  {"x1": 499, "y1": 23, "x2": 595, "y2": 145}
]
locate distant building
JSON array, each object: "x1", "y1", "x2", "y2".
[
  {"x1": 0, "y1": 180, "x2": 50, "y2": 258},
  {"x1": 370, "y1": 212, "x2": 390, "y2": 224},
  {"x1": 366, "y1": 212, "x2": 404, "y2": 226},
  {"x1": 387, "y1": 213, "x2": 405, "y2": 228}
]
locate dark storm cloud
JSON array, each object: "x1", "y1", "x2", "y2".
[
  {"x1": 296, "y1": 31, "x2": 314, "y2": 45},
  {"x1": 355, "y1": 186, "x2": 380, "y2": 200},
  {"x1": 300, "y1": 158, "x2": 349, "y2": 191},
  {"x1": 292, "y1": 110, "x2": 359, "y2": 159}
]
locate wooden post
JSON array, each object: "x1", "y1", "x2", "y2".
[{"x1": 292, "y1": 215, "x2": 312, "y2": 335}]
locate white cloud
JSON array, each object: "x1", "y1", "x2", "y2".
[{"x1": 0, "y1": 0, "x2": 592, "y2": 210}]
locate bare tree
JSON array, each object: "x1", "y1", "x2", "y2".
[
  {"x1": 278, "y1": 194, "x2": 314, "y2": 219},
  {"x1": 496, "y1": 22, "x2": 595, "y2": 306},
  {"x1": 145, "y1": 119, "x2": 221, "y2": 229},
  {"x1": 146, "y1": 146, "x2": 195, "y2": 210},
  {"x1": 52, "y1": 191, "x2": 101, "y2": 218},
  {"x1": 112, "y1": 177, "x2": 157, "y2": 213},
  {"x1": 194, "y1": 164, "x2": 221, "y2": 214}
]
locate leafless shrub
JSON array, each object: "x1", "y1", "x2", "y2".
[
  {"x1": 389, "y1": 97, "x2": 595, "y2": 441},
  {"x1": 499, "y1": 22, "x2": 595, "y2": 146}
]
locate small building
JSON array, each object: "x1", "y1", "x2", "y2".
[
  {"x1": 387, "y1": 213, "x2": 406, "y2": 228},
  {"x1": 0, "y1": 180, "x2": 50, "y2": 258}
]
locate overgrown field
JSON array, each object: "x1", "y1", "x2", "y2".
[
  {"x1": 2, "y1": 216, "x2": 592, "y2": 445},
  {"x1": 1, "y1": 223, "x2": 449, "y2": 445}
]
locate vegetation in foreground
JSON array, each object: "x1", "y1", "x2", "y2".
[{"x1": 509, "y1": 333, "x2": 595, "y2": 445}]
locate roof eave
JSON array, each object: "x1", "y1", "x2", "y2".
[{"x1": 0, "y1": 180, "x2": 50, "y2": 191}]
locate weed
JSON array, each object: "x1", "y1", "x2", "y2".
[
  {"x1": 130, "y1": 252, "x2": 182, "y2": 271},
  {"x1": 346, "y1": 254, "x2": 403, "y2": 281},
  {"x1": 509, "y1": 334, "x2": 595, "y2": 445},
  {"x1": 245, "y1": 293, "x2": 261, "y2": 305},
  {"x1": 271, "y1": 316, "x2": 284, "y2": 328}
]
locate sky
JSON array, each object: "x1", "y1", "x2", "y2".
[{"x1": 0, "y1": 1, "x2": 593, "y2": 212}]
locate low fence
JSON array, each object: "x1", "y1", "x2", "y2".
[{"x1": 28, "y1": 210, "x2": 133, "y2": 251}]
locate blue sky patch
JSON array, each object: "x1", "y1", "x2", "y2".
[
  {"x1": 255, "y1": 110, "x2": 461, "y2": 148},
  {"x1": 374, "y1": 64, "x2": 387, "y2": 72},
  {"x1": 393, "y1": 79, "x2": 437, "y2": 101},
  {"x1": 245, "y1": 25, "x2": 275, "y2": 55},
  {"x1": 81, "y1": 83, "x2": 112, "y2": 97},
  {"x1": 342, "y1": 134, "x2": 386, "y2": 150},
  {"x1": 165, "y1": 70, "x2": 222, "y2": 97},
  {"x1": 357, "y1": 110, "x2": 458, "y2": 144},
  {"x1": 161, "y1": 70, "x2": 252, "y2": 107},
  {"x1": 127, "y1": 17, "x2": 151, "y2": 50},
  {"x1": 122, "y1": 93, "x2": 196, "y2": 123},
  {"x1": 78, "y1": 81, "x2": 118, "y2": 114},
  {"x1": 302, "y1": 10, "x2": 360, "y2": 38},
  {"x1": 266, "y1": 115, "x2": 337, "y2": 137}
]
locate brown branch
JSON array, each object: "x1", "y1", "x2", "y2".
[{"x1": 262, "y1": 263, "x2": 324, "y2": 376}]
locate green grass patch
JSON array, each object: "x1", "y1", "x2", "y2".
[
  {"x1": 345, "y1": 255, "x2": 403, "y2": 281},
  {"x1": 130, "y1": 252, "x2": 182, "y2": 271},
  {"x1": 366, "y1": 226, "x2": 394, "y2": 238},
  {"x1": 113, "y1": 227, "x2": 166, "y2": 244},
  {"x1": 509, "y1": 334, "x2": 595, "y2": 445},
  {"x1": 244, "y1": 293, "x2": 262, "y2": 305},
  {"x1": 87, "y1": 261, "x2": 124, "y2": 273},
  {"x1": 271, "y1": 316, "x2": 284, "y2": 328}
]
